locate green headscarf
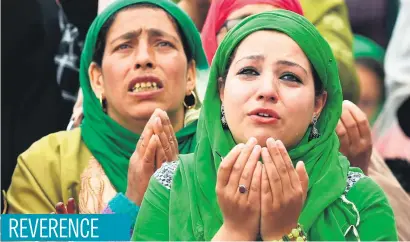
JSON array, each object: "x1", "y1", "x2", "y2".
[
  {"x1": 189, "y1": 9, "x2": 349, "y2": 239},
  {"x1": 133, "y1": 10, "x2": 397, "y2": 241},
  {"x1": 354, "y1": 34, "x2": 385, "y2": 64},
  {"x1": 79, "y1": 0, "x2": 208, "y2": 193}
]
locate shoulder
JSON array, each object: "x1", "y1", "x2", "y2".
[{"x1": 18, "y1": 128, "x2": 90, "y2": 178}]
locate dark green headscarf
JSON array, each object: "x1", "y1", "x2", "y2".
[{"x1": 80, "y1": 0, "x2": 208, "y2": 193}]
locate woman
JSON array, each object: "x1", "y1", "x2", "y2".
[
  {"x1": 132, "y1": 10, "x2": 397, "y2": 240},
  {"x1": 201, "y1": 0, "x2": 359, "y2": 103},
  {"x1": 353, "y1": 34, "x2": 385, "y2": 124},
  {"x1": 5, "y1": 0, "x2": 208, "y2": 215}
]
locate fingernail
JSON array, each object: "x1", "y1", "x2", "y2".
[
  {"x1": 276, "y1": 140, "x2": 283, "y2": 148},
  {"x1": 156, "y1": 117, "x2": 161, "y2": 125},
  {"x1": 254, "y1": 145, "x2": 261, "y2": 151},
  {"x1": 237, "y1": 143, "x2": 245, "y2": 149},
  {"x1": 267, "y1": 138, "x2": 275, "y2": 147},
  {"x1": 247, "y1": 137, "x2": 257, "y2": 145}
]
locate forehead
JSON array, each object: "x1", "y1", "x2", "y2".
[
  {"x1": 234, "y1": 31, "x2": 310, "y2": 67},
  {"x1": 228, "y1": 4, "x2": 279, "y2": 20},
  {"x1": 107, "y1": 7, "x2": 179, "y2": 39}
]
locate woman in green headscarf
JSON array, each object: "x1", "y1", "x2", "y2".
[
  {"x1": 5, "y1": 0, "x2": 208, "y2": 214},
  {"x1": 132, "y1": 10, "x2": 397, "y2": 241},
  {"x1": 353, "y1": 34, "x2": 386, "y2": 125}
]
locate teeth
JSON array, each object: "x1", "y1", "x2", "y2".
[
  {"x1": 146, "y1": 82, "x2": 152, "y2": 87},
  {"x1": 152, "y1": 82, "x2": 157, "y2": 87},
  {"x1": 131, "y1": 85, "x2": 159, "y2": 93},
  {"x1": 257, "y1": 113, "x2": 270, "y2": 117},
  {"x1": 141, "y1": 82, "x2": 146, "y2": 88}
]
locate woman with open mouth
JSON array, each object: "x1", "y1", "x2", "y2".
[{"x1": 5, "y1": 0, "x2": 208, "y2": 223}]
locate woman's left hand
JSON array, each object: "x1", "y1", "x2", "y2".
[{"x1": 260, "y1": 138, "x2": 309, "y2": 241}]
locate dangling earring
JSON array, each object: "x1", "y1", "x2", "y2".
[
  {"x1": 99, "y1": 93, "x2": 106, "y2": 113},
  {"x1": 308, "y1": 115, "x2": 320, "y2": 141},
  {"x1": 184, "y1": 91, "x2": 197, "y2": 109},
  {"x1": 221, "y1": 105, "x2": 228, "y2": 128}
]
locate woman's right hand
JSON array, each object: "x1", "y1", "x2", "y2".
[
  {"x1": 125, "y1": 109, "x2": 177, "y2": 206},
  {"x1": 213, "y1": 137, "x2": 262, "y2": 241}
]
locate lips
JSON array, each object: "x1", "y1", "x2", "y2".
[
  {"x1": 128, "y1": 76, "x2": 163, "y2": 93},
  {"x1": 248, "y1": 108, "x2": 280, "y2": 119}
]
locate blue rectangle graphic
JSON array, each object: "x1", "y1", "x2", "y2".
[{"x1": 1, "y1": 214, "x2": 132, "y2": 241}]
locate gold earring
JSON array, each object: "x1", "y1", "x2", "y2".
[
  {"x1": 99, "y1": 93, "x2": 103, "y2": 108},
  {"x1": 184, "y1": 91, "x2": 197, "y2": 109}
]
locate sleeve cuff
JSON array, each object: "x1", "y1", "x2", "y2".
[{"x1": 106, "y1": 193, "x2": 140, "y2": 226}]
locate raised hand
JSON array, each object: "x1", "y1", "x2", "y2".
[
  {"x1": 336, "y1": 100, "x2": 372, "y2": 174},
  {"x1": 125, "y1": 109, "x2": 171, "y2": 206},
  {"x1": 53, "y1": 198, "x2": 77, "y2": 214},
  {"x1": 213, "y1": 138, "x2": 262, "y2": 241},
  {"x1": 260, "y1": 138, "x2": 308, "y2": 241}
]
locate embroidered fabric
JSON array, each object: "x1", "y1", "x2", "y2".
[
  {"x1": 153, "y1": 161, "x2": 179, "y2": 190},
  {"x1": 344, "y1": 171, "x2": 365, "y2": 195}
]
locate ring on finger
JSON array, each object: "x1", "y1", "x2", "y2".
[{"x1": 238, "y1": 184, "x2": 247, "y2": 194}]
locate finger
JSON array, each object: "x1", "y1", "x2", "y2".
[
  {"x1": 227, "y1": 137, "x2": 257, "y2": 191},
  {"x1": 267, "y1": 139, "x2": 292, "y2": 193},
  {"x1": 248, "y1": 162, "x2": 262, "y2": 207},
  {"x1": 155, "y1": 138, "x2": 167, "y2": 171},
  {"x1": 67, "y1": 198, "x2": 76, "y2": 214},
  {"x1": 295, "y1": 161, "x2": 309, "y2": 203},
  {"x1": 158, "y1": 110, "x2": 178, "y2": 157},
  {"x1": 348, "y1": 103, "x2": 372, "y2": 142},
  {"x1": 217, "y1": 144, "x2": 245, "y2": 188},
  {"x1": 237, "y1": 145, "x2": 261, "y2": 197},
  {"x1": 153, "y1": 117, "x2": 173, "y2": 161},
  {"x1": 276, "y1": 140, "x2": 299, "y2": 191},
  {"x1": 261, "y1": 164, "x2": 273, "y2": 215},
  {"x1": 137, "y1": 118, "x2": 155, "y2": 153},
  {"x1": 55, "y1": 202, "x2": 67, "y2": 214},
  {"x1": 141, "y1": 135, "x2": 158, "y2": 172},
  {"x1": 336, "y1": 119, "x2": 349, "y2": 154},
  {"x1": 340, "y1": 102, "x2": 360, "y2": 147},
  {"x1": 261, "y1": 147, "x2": 280, "y2": 203}
]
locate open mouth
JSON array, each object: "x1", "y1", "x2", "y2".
[
  {"x1": 128, "y1": 76, "x2": 164, "y2": 93},
  {"x1": 256, "y1": 112, "x2": 272, "y2": 118}
]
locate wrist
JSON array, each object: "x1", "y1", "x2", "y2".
[
  {"x1": 219, "y1": 223, "x2": 256, "y2": 241},
  {"x1": 267, "y1": 224, "x2": 307, "y2": 242},
  {"x1": 125, "y1": 189, "x2": 141, "y2": 206}
]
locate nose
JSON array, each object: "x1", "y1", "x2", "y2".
[
  {"x1": 134, "y1": 40, "x2": 156, "y2": 70},
  {"x1": 255, "y1": 76, "x2": 279, "y2": 102}
]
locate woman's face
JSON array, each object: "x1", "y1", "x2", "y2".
[
  {"x1": 89, "y1": 7, "x2": 196, "y2": 133},
  {"x1": 356, "y1": 63, "x2": 383, "y2": 120},
  {"x1": 216, "y1": 4, "x2": 279, "y2": 45},
  {"x1": 220, "y1": 31, "x2": 327, "y2": 148}
]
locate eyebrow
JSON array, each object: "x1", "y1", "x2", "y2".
[
  {"x1": 276, "y1": 60, "x2": 308, "y2": 75},
  {"x1": 110, "y1": 28, "x2": 179, "y2": 45},
  {"x1": 235, "y1": 54, "x2": 265, "y2": 65}
]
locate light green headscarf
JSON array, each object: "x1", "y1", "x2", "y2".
[
  {"x1": 80, "y1": 0, "x2": 208, "y2": 193},
  {"x1": 133, "y1": 10, "x2": 397, "y2": 241}
]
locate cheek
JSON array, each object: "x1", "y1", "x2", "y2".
[
  {"x1": 157, "y1": 52, "x2": 187, "y2": 85},
  {"x1": 281, "y1": 87, "x2": 315, "y2": 123},
  {"x1": 101, "y1": 58, "x2": 130, "y2": 93}
]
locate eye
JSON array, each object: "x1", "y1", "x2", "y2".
[
  {"x1": 157, "y1": 41, "x2": 175, "y2": 48},
  {"x1": 237, "y1": 67, "x2": 259, "y2": 76},
  {"x1": 114, "y1": 43, "x2": 131, "y2": 51},
  {"x1": 280, "y1": 73, "x2": 302, "y2": 83}
]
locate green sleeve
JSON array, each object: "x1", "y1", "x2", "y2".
[
  {"x1": 346, "y1": 177, "x2": 398, "y2": 241},
  {"x1": 132, "y1": 177, "x2": 170, "y2": 241}
]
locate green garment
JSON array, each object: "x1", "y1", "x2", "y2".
[
  {"x1": 133, "y1": 10, "x2": 397, "y2": 241},
  {"x1": 301, "y1": 0, "x2": 360, "y2": 103},
  {"x1": 80, "y1": 0, "x2": 208, "y2": 193}
]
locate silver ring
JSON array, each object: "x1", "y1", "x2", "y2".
[{"x1": 238, "y1": 184, "x2": 247, "y2": 194}]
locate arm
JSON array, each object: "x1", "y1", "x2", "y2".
[
  {"x1": 6, "y1": 138, "x2": 62, "y2": 213},
  {"x1": 302, "y1": 0, "x2": 359, "y2": 103},
  {"x1": 346, "y1": 176, "x2": 398, "y2": 241}
]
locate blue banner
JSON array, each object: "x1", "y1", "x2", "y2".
[{"x1": 1, "y1": 214, "x2": 132, "y2": 241}]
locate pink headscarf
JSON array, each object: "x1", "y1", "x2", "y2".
[{"x1": 201, "y1": 0, "x2": 304, "y2": 64}]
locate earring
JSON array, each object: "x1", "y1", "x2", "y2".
[
  {"x1": 184, "y1": 91, "x2": 197, "y2": 109},
  {"x1": 99, "y1": 93, "x2": 106, "y2": 113},
  {"x1": 221, "y1": 105, "x2": 228, "y2": 128},
  {"x1": 308, "y1": 115, "x2": 320, "y2": 141}
]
